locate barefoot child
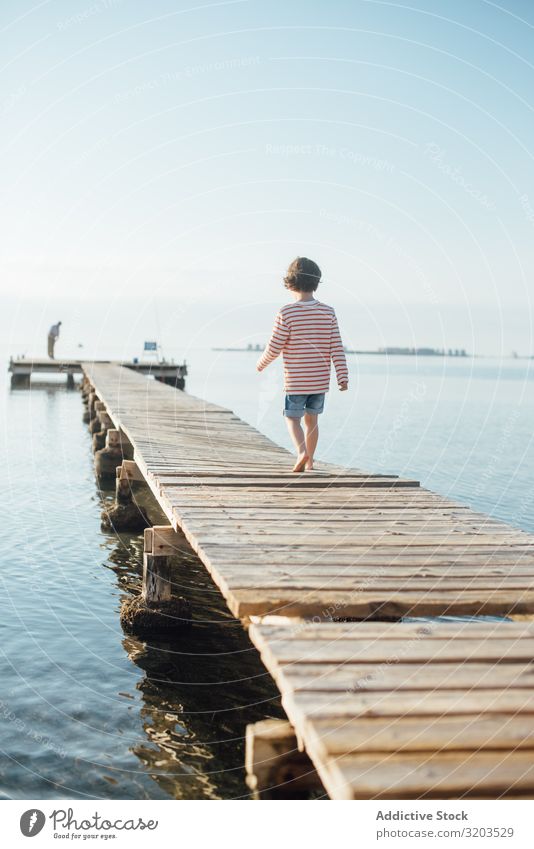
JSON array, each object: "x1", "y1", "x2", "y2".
[{"x1": 256, "y1": 257, "x2": 348, "y2": 472}]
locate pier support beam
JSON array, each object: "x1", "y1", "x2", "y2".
[
  {"x1": 245, "y1": 719, "x2": 322, "y2": 799},
  {"x1": 155, "y1": 375, "x2": 185, "y2": 390},
  {"x1": 10, "y1": 373, "x2": 31, "y2": 388},
  {"x1": 82, "y1": 386, "x2": 91, "y2": 422},
  {"x1": 85, "y1": 390, "x2": 98, "y2": 425},
  {"x1": 120, "y1": 526, "x2": 192, "y2": 636},
  {"x1": 90, "y1": 401, "x2": 106, "y2": 434},
  {"x1": 94, "y1": 429, "x2": 134, "y2": 480},
  {"x1": 92, "y1": 409, "x2": 113, "y2": 452},
  {"x1": 88, "y1": 391, "x2": 97, "y2": 417},
  {"x1": 101, "y1": 463, "x2": 150, "y2": 532}
]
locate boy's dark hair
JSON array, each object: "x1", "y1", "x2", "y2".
[{"x1": 283, "y1": 257, "x2": 321, "y2": 292}]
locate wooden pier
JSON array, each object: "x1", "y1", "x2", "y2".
[
  {"x1": 82, "y1": 362, "x2": 534, "y2": 799},
  {"x1": 8, "y1": 356, "x2": 187, "y2": 388}
]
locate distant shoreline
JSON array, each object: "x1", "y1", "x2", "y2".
[
  {"x1": 212, "y1": 346, "x2": 473, "y2": 356},
  {"x1": 212, "y1": 347, "x2": 533, "y2": 358}
]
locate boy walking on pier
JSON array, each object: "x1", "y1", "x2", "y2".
[{"x1": 256, "y1": 257, "x2": 348, "y2": 472}]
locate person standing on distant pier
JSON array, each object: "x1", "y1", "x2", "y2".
[
  {"x1": 256, "y1": 257, "x2": 348, "y2": 472},
  {"x1": 48, "y1": 321, "x2": 62, "y2": 359}
]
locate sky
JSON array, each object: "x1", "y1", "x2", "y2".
[{"x1": 2, "y1": 0, "x2": 534, "y2": 357}]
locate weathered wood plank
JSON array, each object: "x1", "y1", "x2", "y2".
[
  {"x1": 254, "y1": 636, "x2": 534, "y2": 664},
  {"x1": 305, "y1": 714, "x2": 534, "y2": 753},
  {"x1": 232, "y1": 589, "x2": 534, "y2": 618},
  {"x1": 325, "y1": 751, "x2": 534, "y2": 799}
]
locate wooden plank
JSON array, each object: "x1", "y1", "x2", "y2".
[
  {"x1": 286, "y1": 688, "x2": 534, "y2": 718},
  {"x1": 220, "y1": 560, "x2": 534, "y2": 578},
  {"x1": 179, "y1": 526, "x2": 523, "y2": 542},
  {"x1": 224, "y1": 588, "x2": 534, "y2": 619},
  {"x1": 255, "y1": 637, "x2": 534, "y2": 664},
  {"x1": 192, "y1": 537, "x2": 531, "y2": 551},
  {"x1": 177, "y1": 515, "x2": 513, "y2": 530},
  {"x1": 280, "y1": 662, "x2": 534, "y2": 691},
  {"x1": 251, "y1": 621, "x2": 534, "y2": 640},
  {"x1": 305, "y1": 714, "x2": 534, "y2": 753},
  {"x1": 156, "y1": 476, "x2": 418, "y2": 488},
  {"x1": 198, "y1": 543, "x2": 534, "y2": 558},
  {"x1": 223, "y1": 576, "x2": 534, "y2": 591},
  {"x1": 324, "y1": 751, "x2": 534, "y2": 799}
]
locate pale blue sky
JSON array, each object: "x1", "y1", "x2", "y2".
[{"x1": 2, "y1": 0, "x2": 534, "y2": 355}]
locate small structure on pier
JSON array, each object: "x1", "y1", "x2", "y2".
[{"x1": 8, "y1": 357, "x2": 187, "y2": 389}]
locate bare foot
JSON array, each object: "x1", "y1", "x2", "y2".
[
  {"x1": 293, "y1": 453, "x2": 309, "y2": 473},
  {"x1": 304, "y1": 459, "x2": 314, "y2": 471}
]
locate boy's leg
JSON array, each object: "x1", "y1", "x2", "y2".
[
  {"x1": 283, "y1": 395, "x2": 309, "y2": 471},
  {"x1": 303, "y1": 413, "x2": 319, "y2": 470},
  {"x1": 285, "y1": 416, "x2": 308, "y2": 472}
]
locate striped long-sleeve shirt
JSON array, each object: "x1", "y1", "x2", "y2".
[{"x1": 256, "y1": 299, "x2": 349, "y2": 393}]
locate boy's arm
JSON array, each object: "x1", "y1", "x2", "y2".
[
  {"x1": 256, "y1": 311, "x2": 289, "y2": 371},
  {"x1": 331, "y1": 312, "x2": 349, "y2": 388}
]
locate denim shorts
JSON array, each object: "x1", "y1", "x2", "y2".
[{"x1": 284, "y1": 392, "x2": 325, "y2": 417}]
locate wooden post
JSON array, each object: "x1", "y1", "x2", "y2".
[
  {"x1": 142, "y1": 527, "x2": 173, "y2": 603},
  {"x1": 10, "y1": 373, "x2": 31, "y2": 388},
  {"x1": 119, "y1": 524, "x2": 192, "y2": 635},
  {"x1": 99, "y1": 411, "x2": 113, "y2": 430},
  {"x1": 100, "y1": 463, "x2": 149, "y2": 532},
  {"x1": 103, "y1": 428, "x2": 135, "y2": 460},
  {"x1": 92, "y1": 409, "x2": 113, "y2": 451},
  {"x1": 155, "y1": 375, "x2": 185, "y2": 389},
  {"x1": 245, "y1": 719, "x2": 322, "y2": 799},
  {"x1": 94, "y1": 429, "x2": 125, "y2": 480},
  {"x1": 90, "y1": 401, "x2": 106, "y2": 434},
  {"x1": 82, "y1": 382, "x2": 92, "y2": 421},
  {"x1": 120, "y1": 459, "x2": 145, "y2": 482},
  {"x1": 106, "y1": 428, "x2": 121, "y2": 449},
  {"x1": 115, "y1": 467, "x2": 133, "y2": 504},
  {"x1": 88, "y1": 391, "x2": 97, "y2": 419}
]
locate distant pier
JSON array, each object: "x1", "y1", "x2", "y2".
[{"x1": 8, "y1": 357, "x2": 187, "y2": 389}]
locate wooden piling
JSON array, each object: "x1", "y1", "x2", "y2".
[
  {"x1": 245, "y1": 720, "x2": 322, "y2": 799},
  {"x1": 142, "y1": 527, "x2": 172, "y2": 603},
  {"x1": 119, "y1": 525, "x2": 191, "y2": 635},
  {"x1": 92, "y1": 408, "x2": 113, "y2": 452},
  {"x1": 10, "y1": 373, "x2": 31, "y2": 388},
  {"x1": 100, "y1": 464, "x2": 149, "y2": 532},
  {"x1": 90, "y1": 401, "x2": 106, "y2": 434},
  {"x1": 94, "y1": 429, "x2": 133, "y2": 480},
  {"x1": 88, "y1": 391, "x2": 97, "y2": 419}
]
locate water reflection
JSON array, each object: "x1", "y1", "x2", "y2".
[{"x1": 100, "y1": 478, "x2": 284, "y2": 800}]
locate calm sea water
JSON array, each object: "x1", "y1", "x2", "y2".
[{"x1": 1, "y1": 349, "x2": 533, "y2": 800}]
